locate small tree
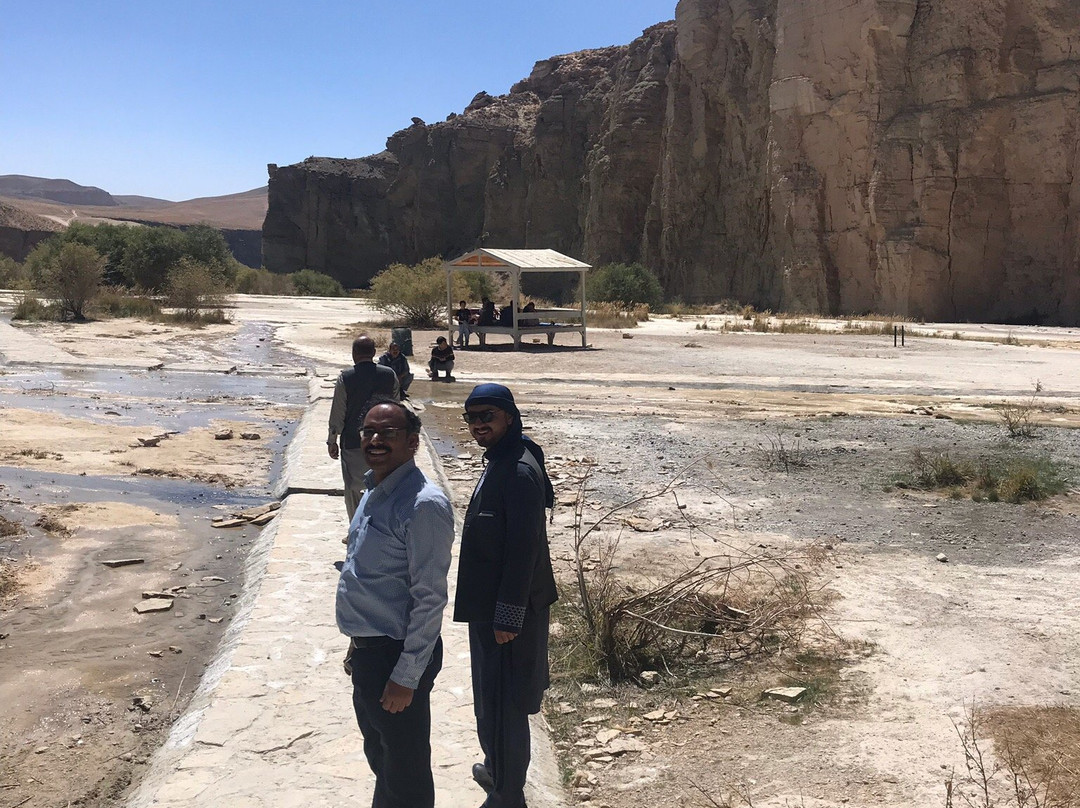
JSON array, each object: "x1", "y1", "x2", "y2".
[
  {"x1": 587, "y1": 262, "x2": 664, "y2": 309},
  {"x1": 371, "y1": 257, "x2": 461, "y2": 327},
  {"x1": 0, "y1": 255, "x2": 28, "y2": 289},
  {"x1": 166, "y1": 258, "x2": 223, "y2": 319},
  {"x1": 291, "y1": 268, "x2": 344, "y2": 297},
  {"x1": 39, "y1": 242, "x2": 105, "y2": 320}
]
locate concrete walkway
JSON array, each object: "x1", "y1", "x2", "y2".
[{"x1": 126, "y1": 376, "x2": 567, "y2": 808}]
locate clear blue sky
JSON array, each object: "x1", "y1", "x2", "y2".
[{"x1": 1, "y1": 0, "x2": 676, "y2": 202}]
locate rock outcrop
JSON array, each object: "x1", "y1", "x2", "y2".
[
  {"x1": 264, "y1": 0, "x2": 1080, "y2": 324},
  {"x1": 0, "y1": 203, "x2": 63, "y2": 261}
]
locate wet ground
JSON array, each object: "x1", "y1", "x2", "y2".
[{"x1": 0, "y1": 319, "x2": 309, "y2": 808}]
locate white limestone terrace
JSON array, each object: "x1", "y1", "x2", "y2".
[{"x1": 125, "y1": 382, "x2": 568, "y2": 808}]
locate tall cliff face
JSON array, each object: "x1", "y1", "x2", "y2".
[{"x1": 264, "y1": 1, "x2": 1080, "y2": 324}]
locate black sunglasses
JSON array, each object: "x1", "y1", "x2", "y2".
[
  {"x1": 462, "y1": 410, "x2": 499, "y2": 425},
  {"x1": 360, "y1": 426, "x2": 405, "y2": 440}
]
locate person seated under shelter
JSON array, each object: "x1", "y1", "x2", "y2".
[
  {"x1": 520, "y1": 301, "x2": 540, "y2": 327},
  {"x1": 498, "y1": 304, "x2": 513, "y2": 326},
  {"x1": 427, "y1": 337, "x2": 455, "y2": 381},
  {"x1": 478, "y1": 297, "x2": 497, "y2": 326}
]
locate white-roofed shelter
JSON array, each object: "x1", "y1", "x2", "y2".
[{"x1": 444, "y1": 248, "x2": 591, "y2": 349}]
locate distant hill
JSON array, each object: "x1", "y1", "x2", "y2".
[
  {"x1": 0, "y1": 182, "x2": 267, "y2": 231},
  {"x1": 0, "y1": 177, "x2": 268, "y2": 266},
  {"x1": 0, "y1": 174, "x2": 122, "y2": 207}
]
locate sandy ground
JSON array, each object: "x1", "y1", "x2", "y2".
[{"x1": 2, "y1": 294, "x2": 1079, "y2": 808}]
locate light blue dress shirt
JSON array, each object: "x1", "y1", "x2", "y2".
[{"x1": 335, "y1": 458, "x2": 454, "y2": 689}]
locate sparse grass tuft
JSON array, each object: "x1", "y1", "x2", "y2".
[
  {"x1": 0, "y1": 514, "x2": 22, "y2": 538},
  {"x1": 897, "y1": 449, "x2": 1069, "y2": 504},
  {"x1": 589, "y1": 301, "x2": 650, "y2": 328},
  {"x1": 755, "y1": 431, "x2": 810, "y2": 471},
  {"x1": 157, "y1": 308, "x2": 231, "y2": 326},
  {"x1": 92, "y1": 288, "x2": 161, "y2": 318}
]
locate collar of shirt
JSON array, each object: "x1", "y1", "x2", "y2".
[{"x1": 363, "y1": 457, "x2": 418, "y2": 499}]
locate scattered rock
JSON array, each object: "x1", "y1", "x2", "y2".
[
  {"x1": 596, "y1": 728, "x2": 622, "y2": 744},
  {"x1": 643, "y1": 709, "x2": 667, "y2": 721},
  {"x1": 147, "y1": 362, "x2": 164, "y2": 370},
  {"x1": 240, "y1": 432, "x2": 261, "y2": 440},
  {"x1": 101, "y1": 558, "x2": 145, "y2": 568},
  {"x1": 622, "y1": 333, "x2": 633, "y2": 339},
  {"x1": 134, "y1": 598, "x2": 174, "y2": 614},
  {"x1": 606, "y1": 736, "x2": 646, "y2": 755},
  {"x1": 763, "y1": 686, "x2": 807, "y2": 703},
  {"x1": 639, "y1": 670, "x2": 661, "y2": 685},
  {"x1": 936, "y1": 553, "x2": 949, "y2": 563},
  {"x1": 34, "y1": 746, "x2": 49, "y2": 754},
  {"x1": 589, "y1": 698, "x2": 619, "y2": 709},
  {"x1": 211, "y1": 517, "x2": 247, "y2": 529},
  {"x1": 136, "y1": 436, "x2": 163, "y2": 447},
  {"x1": 214, "y1": 429, "x2": 234, "y2": 440}
]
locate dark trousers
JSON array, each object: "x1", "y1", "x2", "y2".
[
  {"x1": 469, "y1": 610, "x2": 549, "y2": 808},
  {"x1": 349, "y1": 637, "x2": 443, "y2": 808}
]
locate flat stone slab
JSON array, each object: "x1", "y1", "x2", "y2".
[
  {"x1": 134, "y1": 598, "x2": 174, "y2": 614},
  {"x1": 763, "y1": 686, "x2": 808, "y2": 703}
]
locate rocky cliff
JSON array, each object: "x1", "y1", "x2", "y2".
[{"x1": 264, "y1": 0, "x2": 1080, "y2": 324}]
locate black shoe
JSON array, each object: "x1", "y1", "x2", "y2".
[
  {"x1": 445, "y1": 375, "x2": 455, "y2": 382},
  {"x1": 471, "y1": 763, "x2": 494, "y2": 793}
]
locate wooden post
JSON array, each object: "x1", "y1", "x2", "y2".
[
  {"x1": 579, "y1": 269, "x2": 587, "y2": 347},
  {"x1": 446, "y1": 264, "x2": 454, "y2": 345}
]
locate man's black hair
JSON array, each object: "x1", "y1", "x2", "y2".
[{"x1": 361, "y1": 396, "x2": 422, "y2": 434}]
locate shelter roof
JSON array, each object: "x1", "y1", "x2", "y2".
[{"x1": 444, "y1": 248, "x2": 590, "y2": 272}]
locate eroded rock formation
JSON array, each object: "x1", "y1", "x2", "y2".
[{"x1": 264, "y1": 0, "x2": 1080, "y2": 324}]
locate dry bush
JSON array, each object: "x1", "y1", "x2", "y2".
[
  {"x1": 946, "y1": 703, "x2": 1078, "y2": 808},
  {"x1": 0, "y1": 514, "x2": 22, "y2": 538},
  {"x1": 34, "y1": 513, "x2": 71, "y2": 536},
  {"x1": 1000, "y1": 382, "x2": 1043, "y2": 439},
  {"x1": 0, "y1": 560, "x2": 19, "y2": 600},
  {"x1": 562, "y1": 460, "x2": 829, "y2": 682},
  {"x1": 588, "y1": 301, "x2": 650, "y2": 328}
]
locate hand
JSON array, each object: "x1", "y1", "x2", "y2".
[
  {"x1": 494, "y1": 630, "x2": 518, "y2": 644},
  {"x1": 380, "y1": 679, "x2": 414, "y2": 713},
  {"x1": 327, "y1": 441, "x2": 339, "y2": 460}
]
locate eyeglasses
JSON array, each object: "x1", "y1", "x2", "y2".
[
  {"x1": 462, "y1": 410, "x2": 498, "y2": 425},
  {"x1": 360, "y1": 426, "x2": 405, "y2": 440}
]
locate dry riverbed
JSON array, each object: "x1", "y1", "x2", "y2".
[{"x1": 3, "y1": 296, "x2": 1080, "y2": 808}]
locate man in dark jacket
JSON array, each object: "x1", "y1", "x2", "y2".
[
  {"x1": 328, "y1": 336, "x2": 400, "y2": 519},
  {"x1": 454, "y1": 383, "x2": 557, "y2": 808}
]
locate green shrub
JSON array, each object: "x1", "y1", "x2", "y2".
[
  {"x1": 12, "y1": 292, "x2": 58, "y2": 321},
  {"x1": 371, "y1": 257, "x2": 462, "y2": 327},
  {"x1": 459, "y1": 270, "x2": 500, "y2": 302},
  {"x1": 0, "y1": 256, "x2": 29, "y2": 288},
  {"x1": 236, "y1": 266, "x2": 294, "y2": 295},
  {"x1": 291, "y1": 268, "x2": 345, "y2": 297},
  {"x1": 38, "y1": 242, "x2": 106, "y2": 320},
  {"x1": 586, "y1": 262, "x2": 664, "y2": 309},
  {"x1": 166, "y1": 258, "x2": 224, "y2": 317}
]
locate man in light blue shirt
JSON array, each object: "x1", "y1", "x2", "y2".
[{"x1": 336, "y1": 398, "x2": 454, "y2": 808}]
